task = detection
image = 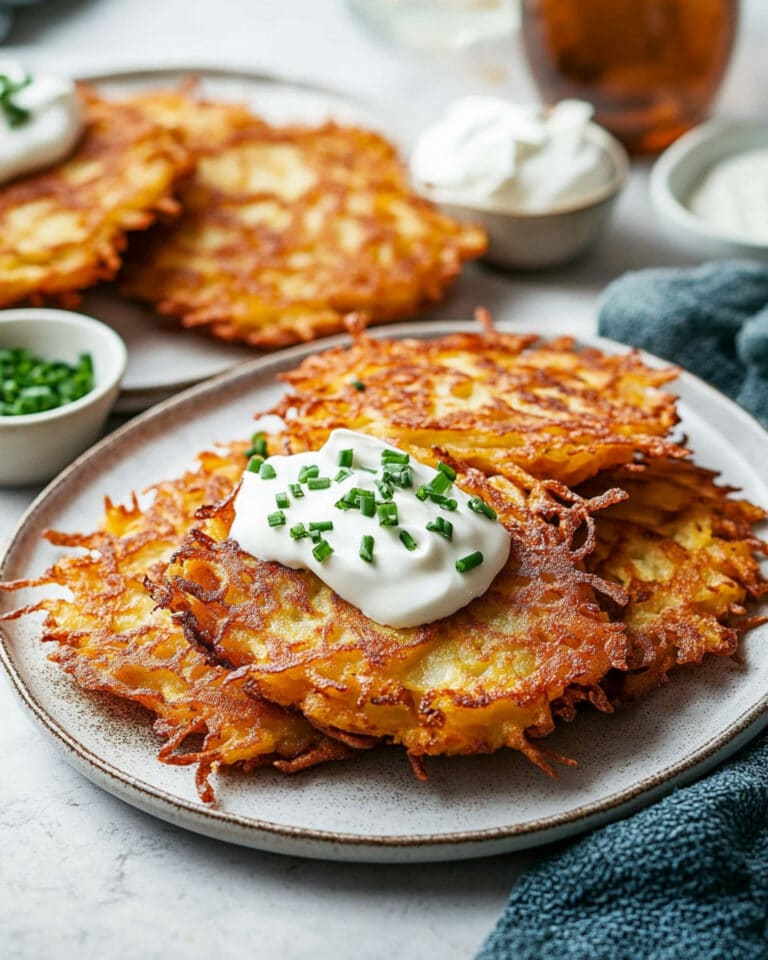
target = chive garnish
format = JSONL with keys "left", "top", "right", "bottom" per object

{"left": 467, "top": 497, "right": 497, "bottom": 520}
{"left": 298, "top": 464, "right": 319, "bottom": 483}
{"left": 307, "top": 476, "right": 331, "bottom": 490}
{"left": 246, "top": 456, "right": 264, "bottom": 473}
{"left": 335, "top": 498, "right": 352, "bottom": 511}
{"left": 359, "top": 534, "right": 375, "bottom": 563}
{"left": 426, "top": 517, "right": 453, "bottom": 541}
{"left": 381, "top": 450, "right": 409, "bottom": 465}
{"left": 338, "top": 448, "right": 354, "bottom": 468}
{"left": 334, "top": 468, "right": 353, "bottom": 483}
{"left": 275, "top": 492, "right": 290, "bottom": 509}
{"left": 434, "top": 495, "right": 457, "bottom": 511}
{"left": 377, "top": 502, "right": 398, "bottom": 526}
{"left": 416, "top": 485, "right": 429, "bottom": 501}
{"left": 288, "top": 482, "right": 304, "bottom": 499}
{"left": 0, "top": 73, "right": 32, "bottom": 129}
{"left": 259, "top": 463, "right": 277, "bottom": 480}
{"left": 267, "top": 510, "right": 286, "bottom": 527}
{"left": 456, "top": 551, "right": 484, "bottom": 573}
{"left": 309, "top": 521, "right": 333, "bottom": 533}
{"left": 0, "top": 348, "right": 94, "bottom": 415}
{"left": 290, "top": 523, "right": 309, "bottom": 539}
{"left": 359, "top": 491, "right": 376, "bottom": 517}
{"left": 246, "top": 432, "right": 268, "bottom": 458}
{"left": 312, "top": 539, "right": 333, "bottom": 562}
{"left": 384, "top": 465, "right": 413, "bottom": 488}
{"left": 350, "top": 378, "right": 365, "bottom": 391}
{"left": 375, "top": 479, "right": 393, "bottom": 501}
{"left": 399, "top": 530, "right": 418, "bottom": 551}
{"left": 428, "top": 470, "right": 452, "bottom": 494}
{"left": 360, "top": 466, "right": 378, "bottom": 474}
{"left": 437, "top": 461, "right": 457, "bottom": 481}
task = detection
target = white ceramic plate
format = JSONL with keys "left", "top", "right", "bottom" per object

{"left": 77, "top": 66, "right": 390, "bottom": 413}
{"left": 1, "top": 321, "right": 767, "bottom": 863}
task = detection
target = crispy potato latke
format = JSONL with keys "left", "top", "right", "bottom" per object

{"left": 0, "top": 446, "right": 348, "bottom": 802}
{"left": 158, "top": 466, "right": 628, "bottom": 775}
{"left": 119, "top": 90, "right": 487, "bottom": 347}
{"left": 579, "top": 459, "right": 768, "bottom": 704}
{"left": 0, "top": 88, "right": 191, "bottom": 307}
{"left": 275, "top": 322, "right": 686, "bottom": 486}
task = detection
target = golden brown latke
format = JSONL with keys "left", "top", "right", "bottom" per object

{"left": 0, "top": 88, "right": 191, "bottom": 307}
{"left": 578, "top": 459, "right": 768, "bottom": 704}
{"left": 0, "top": 445, "right": 349, "bottom": 802}
{"left": 158, "top": 464, "right": 629, "bottom": 776}
{"left": 274, "top": 321, "right": 686, "bottom": 486}
{"left": 119, "top": 90, "right": 487, "bottom": 347}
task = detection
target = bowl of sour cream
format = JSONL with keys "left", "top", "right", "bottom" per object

{"left": 410, "top": 97, "right": 628, "bottom": 269}
{"left": 651, "top": 120, "right": 768, "bottom": 259}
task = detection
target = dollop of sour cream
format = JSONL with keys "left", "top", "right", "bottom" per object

{"left": 0, "top": 62, "right": 84, "bottom": 186}
{"left": 410, "top": 96, "right": 612, "bottom": 212}
{"left": 686, "top": 148, "right": 768, "bottom": 244}
{"left": 230, "top": 429, "right": 511, "bottom": 629}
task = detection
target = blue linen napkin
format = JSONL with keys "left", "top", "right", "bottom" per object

{"left": 478, "top": 262, "right": 768, "bottom": 960}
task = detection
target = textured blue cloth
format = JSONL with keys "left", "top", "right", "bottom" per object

{"left": 597, "top": 261, "right": 768, "bottom": 428}
{"left": 479, "top": 263, "right": 768, "bottom": 960}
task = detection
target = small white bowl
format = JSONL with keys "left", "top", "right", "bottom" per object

{"left": 420, "top": 124, "right": 629, "bottom": 270}
{"left": 0, "top": 309, "right": 127, "bottom": 486}
{"left": 651, "top": 120, "right": 768, "bottom": 259}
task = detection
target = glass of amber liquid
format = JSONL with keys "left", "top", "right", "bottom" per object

{"left": 521, "top": 0, "right": 739, "bottom": 153}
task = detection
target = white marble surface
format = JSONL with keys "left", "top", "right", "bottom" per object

{"left": 1, "top": 2, "right": 768, "bottom": 958}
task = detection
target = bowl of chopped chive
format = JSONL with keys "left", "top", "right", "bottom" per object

{"left": 0, "top": 308, "right": 127, "bottom": 485}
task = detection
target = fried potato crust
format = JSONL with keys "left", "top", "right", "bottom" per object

{"left": 579, "top": 459, "right": 768, "bottom": 704}
{"left": 0, "top": 88, "right": 192, "bottom": 307}
{"left": 0, "top": 445, "right": 347, "bottom": 802}
{"left": 274, "top": 324, "right": 686, "bottom": 486}
{"left": 158, "top": 466, "right": 629, "bottom": 773}
{"left": 119, "top": 90, "right": 487, "bottom": 347}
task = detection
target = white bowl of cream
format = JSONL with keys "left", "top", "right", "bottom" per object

{"left": 410, "top": 97, "right": 628, "bottom": 269}
{"left": 651, "top": 120, "right": 768, "bottom": 259}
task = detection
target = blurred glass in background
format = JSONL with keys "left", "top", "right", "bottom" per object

{"left": 521, "top": 0, "right": 739, "bottom": 153}
{"left": 348, "top": 0, "right": 519, "bottom": 50}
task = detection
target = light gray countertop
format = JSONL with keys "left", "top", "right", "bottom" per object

{"left": 1, "top": 2, "right": 767, "bottom": 958}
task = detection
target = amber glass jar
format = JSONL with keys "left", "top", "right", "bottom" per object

{"left": 521, "top": 0, "right": 739, "bottom": 153}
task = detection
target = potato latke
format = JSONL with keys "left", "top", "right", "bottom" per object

{"left": 0, "top": 88, "right": 191, "bottom": 307}
{"left": 119, "top": 90, "right": 487, "bottom": 347}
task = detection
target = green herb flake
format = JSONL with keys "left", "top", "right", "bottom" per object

{"left": 298, "top": 464, "right": 319, "bottom": 483}
{"left": 267, "top": 510, "right": 286, "bottom": 527}
{"left": 437, "top": 461, "right": 457, "bottom": 481}
{"left": 377, "top": 501, "right": 399, "bottom": 527}
{"left": 467, "top": 497, "right": 497, "bottom": 520}
{"left": 337, "top": 448, "right": 354, "bottom": 468}
{"left": 359, "top": 534, "right": 375, "bottom": 563}
{"left": 350, "top": 378, "right": 366, "bottom": 392}
{"left": 275, "top": 492, "right": 290, "bottom": 509}
{"left": 290, "top": 523, "right": 309, "bottom": 540}
{"left": 259, "top": 462, "right": 277, "bottom": 480}
{"left": 288, "top": 482, "right": 304, "bottom": 499}
{"left": 309, "top": 521, "right": 334, "bottom": 533}
{"left": 245, "top": 432, "right": 268, "bottom": 458}
{"left": 246, "top": 456, "right": 264, "bottom": 473}
{"left": 0, "top": 347, "right": 95, "bottom": 416}
{"left": 0, "top": 73, "right": 32, "bottom": 129}
{"left": 426, "top": 517, "right": 453, "bottom": 541}
{"left": 456, "top": 551, "right": 484, "bottom": 574}
{"left": 334, "top": 468, "right": 353, "bottom": 483}
{"left": 399, "top": 530, "right": 418, "bottom": 552}
{"left": 307, "top": 476, "right": 331, "bottom": 490}
{"left": 312, "top": 539, "right": 333, "bottom": 562}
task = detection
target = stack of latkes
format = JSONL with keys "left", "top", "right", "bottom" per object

{"left": 4, "top": 320, "right": 765, "bottom": 802}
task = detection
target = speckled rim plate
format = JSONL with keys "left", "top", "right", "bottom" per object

{"left": 75, "top": 64, "right": 393, "bottom": 413}
{"left": 1, "top": 320, "right": 767, "bottom": 863}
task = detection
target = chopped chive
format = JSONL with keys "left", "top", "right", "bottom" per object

{"left": 377, "top": 502, "right": 399, "bottom": 526}
{"left": 299, "top": 464, "right": 319, "bottom": 483}
{"left": 360, "top": 466, "right": 378, "bottom": 474}
{"left": 307, "top": 476, "right": 331, "bottom": 490}
{"left": 433, "top": 495, "right": 457, "bottom": 511}
{"left": 359, "top": 534, "right": 375, "bottom": 563}
{"left": 246, "top": 455, "right": 264, "bottom": 473}
{"left": 375, "top": 479, "right": 393, "bottom": 501}
{"left": 456, "top": 551, "right": 484, "bottom": 573}
{"left": 246, "top": 432, "right": 268, "bottom": 458}
{"left": 399, "top": 530, "right": 418, "bottom": 551}
{"left": 426, "top": 517, "right": 453, "bottom": 541}
{"left": 312, "top": 539, "right": 333, "bottom": 562}
{"left": 416, "top": 485, "right": 429, "bottom": 501}
{"left": 335, "top": 468, "right": 353, "bottom": 483}
{"left": 381, "top": 449, "right": 409, "bottom": 465}
{"left": 275, "top": 492, "right": 290, "bottom": 509}
{"left": 288, "top": 482, "right": 304, "bottom": 499}
{"left": 467, "top": 497, "right": 498, "bottom": 520}
{"left": 359, "top": 491, "right": 376, "bottom": 517}
{"left": 311, "top": 529, "right": 324, "bottom": 543}
{"left": 335, "top": 498, "right": 352, "bottom": 511}
{"left": 267, "top": 510, "right": 286, "bottom": 527}
{"left": 437, "top": 461, "right": 457, "bottom": 481}
{"left": 350, "top": 378, "right": 365, "bottom": 391}
{"left": 428, "top": 470, "right": 452, "bottom": 494}
{"left": 385, "top": 465, "right": 413, "bottom": 489}
{"left": 309, "top": 521, "right": 334, "bottom": 533}
{"left": 290, "top": 523, "right": 309, "bottom": 540}
{"left": 259, "top": 463, "right": 277, "bottom": 480}
{"left": 338, "top": 448, "right": 354, "bottom": 468}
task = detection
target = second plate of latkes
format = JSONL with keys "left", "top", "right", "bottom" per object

{"left": 1, "top": 320, "right": 766, "bottom": 863}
